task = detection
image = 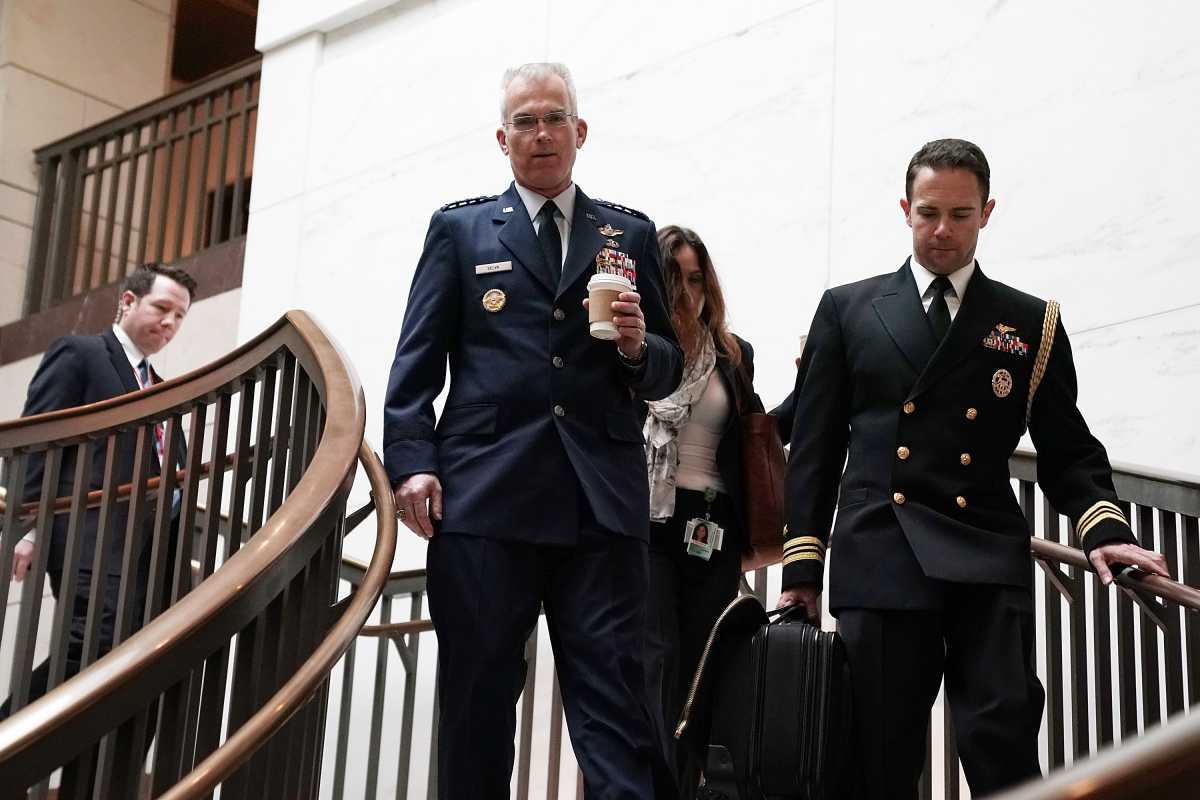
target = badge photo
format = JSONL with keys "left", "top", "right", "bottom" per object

{"left": 683, "top": 517, "right": 724, "bottom": 561}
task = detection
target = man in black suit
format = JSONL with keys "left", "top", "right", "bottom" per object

{"left": 775, "top": 139, "right": 1168, "bottom": 797}
{"left": 4, "top": 263, "right": 195, "bottom": 720}
{"left": 383, "top": 63, "right": 682, "bottom": 798}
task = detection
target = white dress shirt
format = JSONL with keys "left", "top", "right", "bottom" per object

{"left": 514, "top": 182, "right": 576, "bottom": 268}
{"left": 910, "top": 256, "right": 976, "bottom": 321}
{"left": 112, "top": 324, "right": 152, "bottom": 387}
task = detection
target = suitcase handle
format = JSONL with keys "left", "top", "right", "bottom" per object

{"left": 767, "top": 604, "right": 816, "bottom": 625}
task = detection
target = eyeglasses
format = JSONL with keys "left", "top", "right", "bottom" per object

{"left": 505, "top": 110, "right": 575, "bottom": 132}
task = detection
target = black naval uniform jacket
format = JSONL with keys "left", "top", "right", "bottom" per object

{"left": 779, "top": 260, "right": 1137, "bottom": 611}
{"left": 383, "top": 183, "right": 683, "bottom": 543}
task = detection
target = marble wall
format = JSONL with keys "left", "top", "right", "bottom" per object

{"left": 0, "top": 0, "right": 172, "bottom": 325}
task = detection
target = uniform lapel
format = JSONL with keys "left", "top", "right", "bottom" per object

{"left": 871, "top": 261, "right": 939, "bottom": 376}
{"left": 495, "top": 184, "right": 558, "bottom": 295}
{"left": 558, "top": 189, "right": 606, "bottom": 299}
{"left": 103, "top": 328, "right": 141, "bottom": 394}
{"left": 907, "top": 264, "right": 998, "bottom": 401}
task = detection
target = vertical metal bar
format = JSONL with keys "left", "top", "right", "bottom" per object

{"left": 136, "top": 116, "right": 162, "bottom": 266}
{"left": 1092, "top": 574, "right": 1114, "bottom": 747}
{"left": 331, "top": 638, "right": 359, "bottom": 800}
{"left": 1043, "top": 502, "right": 1065, "bottom": 768}
{"left": 943, "top": 696, "right": 959, "bottom": 800}
{"left": 286, "top": 370, "right": 313, "bottom": 494}
{"left": 225, "top": 377, "right": 257, "bottom": 555}
{"left": 7, "top": 449, "right": 62, "bottom": 713}
{"left": 1158, "top": 510, "right": 1184, "bottom": 716}
{"left": 1067, "top": 521, "right": 1090, "bottom": 760}
{"left": 267, "top": 352, "right": 296, "bottom": 513}
{"left": 395, "top": 590, "right": 425, "bottom": 799}
{"left": 211, "top": 87, "right": 234, "bottom": 245}
{"left": 24, "top": 155, "right": 60, "bottom": 315}
{"left": 154, "top": 111, "right": 178, "bottom": 262}
{"left": 1135, "top": 505, "right": 1162, "bottom": 729}
{"left": 117, "top": 124, "right": 146, "bottom": 276}
{"left": 143, "top": 414, "right": 181, "bottom": 622}
{"left": 1115, "top": 506, "right": 1138, "bottom": 739}
{"left": 365, "top": 595, "right": 393, "bottom": 799}
{"left": 517, "top": 627, "right": 539, "bottom": 800}
{"left": 112, "top": 424, "right": 155, "bottom": 645}
{"left": 81, "top": 143, "right": 107, "bottom": 290}
{"left": 151, "top": 672, "right": 194, "bottom": 794}
{"left": 0, "top": 453, "right": 28, "bottom": 658}
{"left": 191, "top": 95, "right": 216, "bottom": 250}
{"left": 44, "top": 147, "right": 84, "bottom": 307}
{"left": 172, "top": 103, "right": 198, "bottom": 260}
{"left": 546, "top": 674, "right": 564, "bottom": 800}
{"left": 1183, "top": 515, "right": 1199, "bottom": 707}
{"left": 45, "top": 440, "right": 95, "bottom": 690}
{"left": 80, "top": 434, "right": 123, "bottom": 666}
{"left": 230, "top": 78, "right": 254, "bottom": 238}
{"left": 245, "top": 365, "right": 277, "bottom": 538}
{"left": 428, "top": 660, "right": 441, "bottom": 800}
{"left": 99, "top": 131, "right": 126, "bottom": 283}
{"left": 231, "top": 588, "right": 288, "bottom": 798}
{"left": 171, "top": 403, "right": 207, "bottom": 603}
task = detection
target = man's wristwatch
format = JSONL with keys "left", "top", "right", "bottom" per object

{"left": 618, "top": 340, "right": 648, "bottom": 365}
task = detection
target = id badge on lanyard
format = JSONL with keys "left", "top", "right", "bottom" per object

{"left": 683, "top": 487, "right": 724, "bottom": 561}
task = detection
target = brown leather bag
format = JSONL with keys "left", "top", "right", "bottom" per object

{"left": 733, "top": 364, "right": 787, "bottom": 569}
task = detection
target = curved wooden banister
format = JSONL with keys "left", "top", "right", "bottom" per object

{"left": 160, "top": 441, "right": 396, "bottom": 798}
{"left": 0, "top": 310, "right": 367, "bottom": 794}
{"left": 1031, "top": 536, "right": 1200, "bottom": 611}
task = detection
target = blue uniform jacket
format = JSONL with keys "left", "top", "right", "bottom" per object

{"left": 383, "top": 183, "right": 683, "bottom": 543}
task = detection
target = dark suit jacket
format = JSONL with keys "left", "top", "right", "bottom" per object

{"left": 21, "top": 328, "right": 173, "bottom": 577}
{"left": 383, "top": 183, "right": 683, "bottom": 543}
{"left": 780, "top": 261, "right": 1136, "bottom": 610}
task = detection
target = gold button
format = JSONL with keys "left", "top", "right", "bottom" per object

{"left": 965, "top": 407, "right": 978, "bottom": 420}
{"left": 903, "top": 402, "right": 916, "bottom": 415}
{"left": 960, "top": 453, "right": 972, "bottom": 466}
{"left": 893, "top": 492, "right": 906, "bottom": 505}
{"left": 956, "top": 495, "right": 968, "bottom": 508}
{"left": 897, "top": 446, "right": 910, "bottom": 460}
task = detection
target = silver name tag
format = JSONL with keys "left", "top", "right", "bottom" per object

{"left": 475, "top": 261, "right": 513, "bottom": 275}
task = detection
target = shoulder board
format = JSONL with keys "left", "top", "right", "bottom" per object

{"left": 440, "top": 195, "right": 497, "bottom": 211}
{"left": 594, "top": 199, "right": 649, "bottom": 221}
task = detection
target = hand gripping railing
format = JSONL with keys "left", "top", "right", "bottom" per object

{"left": 0, "top": 311, "right": 387, "bottom": 799}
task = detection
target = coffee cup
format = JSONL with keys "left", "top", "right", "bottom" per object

{"left": 587, "top": 273, "right": 634, "bottom": 340}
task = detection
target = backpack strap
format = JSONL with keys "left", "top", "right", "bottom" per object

{"left": 1025, "top": 299, "right": 1060, "bottom": 427}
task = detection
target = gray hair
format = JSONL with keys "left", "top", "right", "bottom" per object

{"left": 499, "top": 62, "right": 578, "bottom": 122}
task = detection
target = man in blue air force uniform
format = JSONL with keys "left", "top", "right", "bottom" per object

{"left": 383, "top": 63, "right": 682, "bottom": 799}
{"left": 775, "top": 139, "right": 1169, "bottom": 798}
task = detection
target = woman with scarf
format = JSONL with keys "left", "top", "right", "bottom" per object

{"left": 643, "top": 225, "right": 763, "bottom": 799}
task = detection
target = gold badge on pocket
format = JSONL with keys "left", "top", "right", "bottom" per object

{"left": 992, "top": 368, "right": 1013, "bottom": 398}
{"left": 482, "top": 289, "right": 506, "bottom": 313}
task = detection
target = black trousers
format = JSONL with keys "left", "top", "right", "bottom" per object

{"left": 644, "top": 489, "right": 742, "bottom": 800}
{"left": 837, "top": 583, "right": 1044, "bottom": 799}
{"left": 426, "top": 518, "right": 672, "bottom": 800}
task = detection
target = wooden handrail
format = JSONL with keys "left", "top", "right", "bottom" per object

{"left": 1030, "top": 536, "right": 1200, "bottom": 611}
{"left": 0, "top": 310, "right": 365, "bottom": 786}
{"left": 160, "top": 442, "right": 396, "bottom": 798}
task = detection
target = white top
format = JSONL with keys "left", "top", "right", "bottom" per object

{"left": 675, "top": 372, "right": 730, "bottom": 494}
{"left": 514, "top": 182, "right": 575, "bottom": 268}
{"left": 112, "top": 323, "right": 151, "bottom": 386}
{"left": 909, "top": 256, "right": 976, "bottom": 321}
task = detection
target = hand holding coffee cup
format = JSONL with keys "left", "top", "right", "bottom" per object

{"left": 584, "top": 274, "right": 645, "bottom": 357}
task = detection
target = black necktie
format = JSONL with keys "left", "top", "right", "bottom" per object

{"left": 536, "top": 202, "right": 562, "bottom": 277}
{"left": 927, "top": 276, "right": 953, "bottom": 340}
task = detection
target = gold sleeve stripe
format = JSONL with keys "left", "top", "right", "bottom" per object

{"left": 1078, "top": 500, "right": 1124, "bottom": 526}
{"left": 782, "top": 551, "right": 824, "bottom": 566}
{"left": 784, "top": 546, "right": 825, "bottom": 558}
{"left": 783, "top": 538, "right": 826, "bottom": 556}
{"left": 1077, "top": 501, "right": 1128, "bottom": 542}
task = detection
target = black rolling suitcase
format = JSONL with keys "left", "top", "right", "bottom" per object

{"left": 675, "top": 595, "right": 853, "bottom": 800}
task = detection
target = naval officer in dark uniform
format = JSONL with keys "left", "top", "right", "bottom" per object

{"left": 383, "top": 62, "right": 682, "bottom": 799}
{"left": 775, "top": 139, "right": 1169, "bottom": 798}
